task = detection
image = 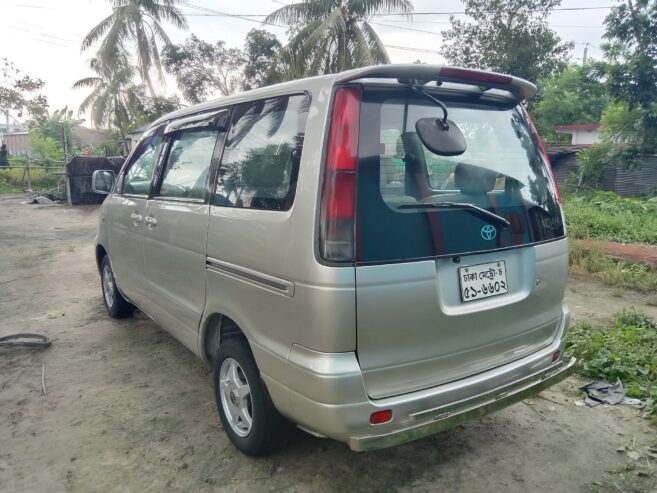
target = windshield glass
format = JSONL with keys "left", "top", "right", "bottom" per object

{"left": 356, "top": 86, "right": 564, "bottom": 264}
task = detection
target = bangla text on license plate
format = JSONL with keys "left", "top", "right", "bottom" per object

{"left": 459, "top": 261, "right": 508, "bottom": 302}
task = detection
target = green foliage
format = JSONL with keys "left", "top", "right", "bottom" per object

{"left": 602, "top": 0, "right": 657, "bottom": 154}
{"left": 73, "top": 56, "right": 144, "bottom": 152}
{"left": 440, "top": 0, "right": 573, "bottom": 84}
{"left": 243, "top": 29, "right": 284, "bottom": 90}
{"left": 31, "top": 107, "right": 82, "bottom": 148}
{"left": 81, "top": 0, "right": 187, "bottom": 98}
{"left": 0, "top": 58, "right": 49, "bottom": 121}
{"left": 28, "top": 128, "right": 63, "bottom": 162}
{"left": 566, "top": 311, "right": 657, "bottom": 417}
{"left": 564, "top": 191, "right": 657, "bottom": 244}
{"left": 569, "top": 240, "right": 657, "bottom": 292}
{"left": 532, "top": 64, "right": 610, "bottom": 140}
{"left": 265, "top": 0, "right": 413, "bottom": 79}
{"left": 162, "top": 35, "right": 246, "bottom": 103}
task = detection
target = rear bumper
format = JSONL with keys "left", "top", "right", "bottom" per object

{"left": 350, "top": 356, "right": 575, "bottom": 451}
{"left": 258, "top": 303, "right": 572, "bottom": 451}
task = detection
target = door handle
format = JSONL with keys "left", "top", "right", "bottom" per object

{"left": 144, "top": 216, "right": 157, "bottom": 227}
{"left": 130, "top": 213, "right": 143, "bottom": 223}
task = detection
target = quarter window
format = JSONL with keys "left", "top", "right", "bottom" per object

{"left": 157, "top": 129, "right": 219, "bottom": 200}
{"left": 122, "top": 130, "right": 164, "bottom": 196}
{"left": 215, "top": 94, "right": 309, "bottom": 211}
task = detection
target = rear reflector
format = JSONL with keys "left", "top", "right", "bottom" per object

{"left": 370, "top": 409, "right": 392, "bottom": 424}
{"left": 439, "top": 67, "right": 513, "bottom": 85}
{"left": 320, "top": 87, "right": 361, "bottom": 262}
{"left": 552, "top": 351, "right": 561, "bottom": 362}
{"left": 523, "top": 108, "right": 562, "bottom": 203}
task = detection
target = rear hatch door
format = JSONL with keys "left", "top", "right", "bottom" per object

{"left": 354, "top": 84, "right": 566, "bottom": 399}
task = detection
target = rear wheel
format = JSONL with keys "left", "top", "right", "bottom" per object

{"left": 213, "top": 337, "right": 290, "bottom": 456}
{"left": 100, "top": 256, "right": 135, "bottom": 319}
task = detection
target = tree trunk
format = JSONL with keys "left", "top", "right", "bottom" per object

{"left": 144, "top": 71, "right": 158, "bottom": 100}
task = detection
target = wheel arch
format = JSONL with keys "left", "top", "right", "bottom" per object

{"left": 201, "top": 313, "right": 249, "bottom": 366}
{"left": 95, "top": 244, "right": 108, "bottom": 274}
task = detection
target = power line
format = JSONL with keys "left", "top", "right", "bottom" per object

{"left": 176, "top": 5, "right": 615, "bottom": 18}
{"left": 371, "top": 21, "right": 440, "bottom": 35}
{"left": 385, "top": 44, "right": 441, "bottom": 54}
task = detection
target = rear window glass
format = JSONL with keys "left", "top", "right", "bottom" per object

{"left": 356, "top": 87, "right": 564, "bottom": 264}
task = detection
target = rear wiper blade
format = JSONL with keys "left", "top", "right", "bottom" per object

{"left": 397, "top": 201, "right": 510, "bottom": 228}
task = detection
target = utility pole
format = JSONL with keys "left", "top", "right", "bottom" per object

{"left": 582, "top": 43, "right": 589, "bottom": 65}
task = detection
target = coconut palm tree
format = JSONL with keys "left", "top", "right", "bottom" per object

{"left": 81, "top": 0, "right": 187, "bottom": 98}
{"left": 265, "top": 0, "right": 413, "bottom": 78}
{"left": 73, "top": 57, "right": 143, "bottom": 154}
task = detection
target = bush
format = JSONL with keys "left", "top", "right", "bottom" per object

{"left": 566, "top": 311, "right": 657, "bottom": 419}
{"left": 563, "top": 191, "right": 657, "bottom": 245}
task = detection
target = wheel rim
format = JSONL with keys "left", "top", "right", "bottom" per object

{"left": 219, "top": 358, "right": 253, "bottom": 437}
{"left": 102, "top": 264, "right": 115, "bottom": 308}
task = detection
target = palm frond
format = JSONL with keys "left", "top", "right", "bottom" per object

{"left": 348, "top": 0, "right": 413, "bottom": 19}
{"left": 81, "top": 12, "right": 117, "bottom": 51}
{"left": 360, "top": 20, "right": 390, "bottom": 63}
{"left": 264, "top": 2, "right": 315, "bottom": 25}
{"left": 72, "top": 76, "right": 102, "bottom": 89}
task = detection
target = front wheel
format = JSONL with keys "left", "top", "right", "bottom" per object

{"left": 100, "top": 256, "right": 135, "bottom": 319}
{"left": 213, "top": 337, "right": 290, "bottom": 456}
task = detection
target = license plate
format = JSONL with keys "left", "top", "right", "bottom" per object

{"left": 459, "top": 261, "right": 508, "bottom": 302}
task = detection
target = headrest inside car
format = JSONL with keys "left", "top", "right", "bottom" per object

{"left": 454, "top": 163, "right": 497, "bottom": 195}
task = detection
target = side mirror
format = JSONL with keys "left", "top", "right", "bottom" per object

{"left": 92, "top": 170, "right": 116, "bottom": 195}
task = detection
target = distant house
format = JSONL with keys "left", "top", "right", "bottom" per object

{"left": 3, "top": 132, "right": 31, "bottom": 156}
{"left": 553, "top": 124, "right": 601, "bottom": 145}
{"left": 547, "top": 143, "right": 657, "bottom": 197}
{"left": 125, "top": 125, "right": 148, "bottom": 152}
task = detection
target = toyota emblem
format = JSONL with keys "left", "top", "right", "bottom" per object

{"left": 481, "top": 224, "right": 497, "bottom": 240}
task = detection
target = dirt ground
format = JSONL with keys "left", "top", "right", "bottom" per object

{"left": 1, "top": 193, "right": 655, "bottom": 493}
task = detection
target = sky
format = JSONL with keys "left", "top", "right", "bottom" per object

{"left": 0, "top": 0, "right": 613, "bottom": 126}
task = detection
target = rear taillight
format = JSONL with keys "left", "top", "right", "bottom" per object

{"left": 523, "top": 107, "right": 562, "bottom": 203}
{"left": 320, "top": 86, "right": 361, "bottom": 262}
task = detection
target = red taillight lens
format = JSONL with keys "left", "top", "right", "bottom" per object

{"left": 552, "top": 350, "right": 561, "bottom": 362}
{"left": 370, "top": 409, "right": 393, "bottom": 424}
{"left": 320, "top": 86, "right": 361, "bottom": 262}
{"left": 523, "top": 107, "right": 562, "bottom": 203}
{"left": 439, "top": 67, "right": 513, "bottom": 85}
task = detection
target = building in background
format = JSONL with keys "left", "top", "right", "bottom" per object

{"left": 553, "top": 124, "right": 601, "bottom": 145}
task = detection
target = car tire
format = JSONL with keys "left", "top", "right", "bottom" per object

{"left": 213, "top": 337, "right": 291, "bottom": 456}
{"left": 100, "top": 256, "right": 135, "bottom": 319}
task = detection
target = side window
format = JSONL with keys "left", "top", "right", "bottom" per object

{"left": 122, "top": 131, "right": 164, "bottom": 196}
{"left": 215, "top": 94, "right": 309, "bottom": 211}
{"left": 157, "top": 129, "right": 219, "bottom": 200}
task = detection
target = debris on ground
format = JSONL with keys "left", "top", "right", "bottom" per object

{"left": 581, "top": 379, "right": 643, "bottom": 407}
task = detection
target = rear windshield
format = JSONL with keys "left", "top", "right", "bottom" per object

{"left": 356, "top": 86, "right": 564, "bottom": 264}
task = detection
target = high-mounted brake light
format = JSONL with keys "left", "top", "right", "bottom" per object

{"left": 320, "top": 86, "right": 361, "bottom": 262}
{"left": 523, "top": 108, "right": 562, "bottom": 203}
{"left": 439, "top": 67, "right": 513, "bottom": 85}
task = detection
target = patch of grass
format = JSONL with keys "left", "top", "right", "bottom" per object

{"left": 570, "top": 240, "right": 657, "bottom": 292}
{"left": 563, "top": 191, "right": 657, "bottom": 245}
{"left": 0, "top": 167, "right": 63, "bottom": 193}
{"left": 566, "top": 311, "right": 657, "bottom": 419}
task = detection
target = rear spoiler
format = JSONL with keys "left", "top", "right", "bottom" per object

{"left": 334, "top": 64, "right": 537, "bottom": 101}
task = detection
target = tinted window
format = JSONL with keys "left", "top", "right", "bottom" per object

{"left": 123, "top": 130, "right": 164, "bottom": 195}
{"left": 357, "top": 87, "right": 564, "bottom": 264}
{"left": 157, "top": 129, "right": 219, "bottom": 200}
{"left": 215, "top": 94, "right": 309, "bottom": 211}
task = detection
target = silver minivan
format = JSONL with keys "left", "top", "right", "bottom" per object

{"left": 93, "top": 64, "right": 575, "bottom": 456}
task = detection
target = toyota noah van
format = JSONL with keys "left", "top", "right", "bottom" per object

{"left": 93, "top": 64, "right": 575, "bottom": 456}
